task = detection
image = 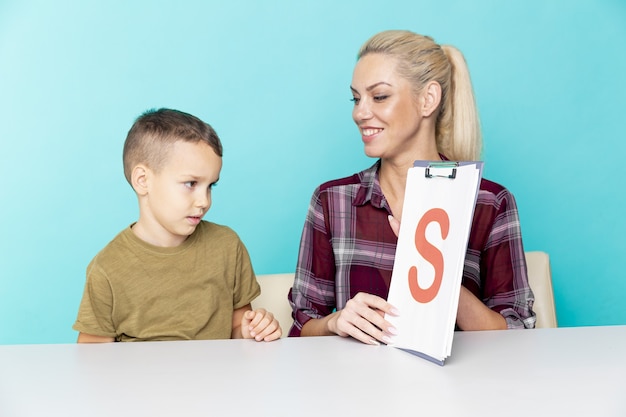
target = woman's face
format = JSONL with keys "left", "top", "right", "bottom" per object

{"left": 350, "top": 53, "right": 424, "bottom": 160}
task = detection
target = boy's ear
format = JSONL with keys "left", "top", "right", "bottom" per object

{"left": 420, "top": 80, "right": 442, "bottom": 118}
{"left": 131, "top": 165, "right": 149, "bottom": 196}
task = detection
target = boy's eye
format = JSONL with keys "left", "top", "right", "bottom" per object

{"left": 184, "top": 181, "right": 197, "bottom": 188}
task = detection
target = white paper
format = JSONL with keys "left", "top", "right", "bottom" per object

{"left": 385, "top": 162, "right": 482, "bottom": 364}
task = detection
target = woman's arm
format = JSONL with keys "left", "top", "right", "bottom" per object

{"left": 455, "top": 287, "right": 507, "bottom": 330}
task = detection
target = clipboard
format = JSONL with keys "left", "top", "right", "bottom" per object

{"left": 384, "top": 160, "right": 483, "bottom": 365}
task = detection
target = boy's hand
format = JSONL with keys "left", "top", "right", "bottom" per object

{"left": 241, "top": 308, "right": 282, "bottom": 342}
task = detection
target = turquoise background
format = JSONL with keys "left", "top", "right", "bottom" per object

{"left": 1, "top": 1, "right": 625, "bottom": 344}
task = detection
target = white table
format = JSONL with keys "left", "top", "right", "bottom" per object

{"left": 1, "top": 326, "right": 624, "bottom": 416}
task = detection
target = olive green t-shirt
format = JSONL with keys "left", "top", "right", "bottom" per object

{"left": 73, "top": 221, "right": 260, "bottom": 342}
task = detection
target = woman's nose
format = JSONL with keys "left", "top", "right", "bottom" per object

{"left": 353, "top": 101, "right": 372, "bottom": 122}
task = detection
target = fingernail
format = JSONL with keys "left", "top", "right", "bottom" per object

{"left": 387, "top": 326, "right": 398, "bottom": 335}
{"left": 369, "top": 339, "right": 380, "bottom": 346}
{"left": 390, "top": 307, "right": 400, "bottom": 316}
{"left": 250, "top": 331, "right": 256, "bottom": 337}
{"left": 382, "top": 335, "right": 392, "bottom": 344}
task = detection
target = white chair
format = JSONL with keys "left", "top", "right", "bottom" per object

{"left": 525, "top": 251, "right": 557, "bottom": 328}
{"left": 251, "top": 273, "right": 295, "bottom": 338}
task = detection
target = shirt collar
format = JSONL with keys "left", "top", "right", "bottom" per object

{"left": 352, "top": 155, "right": 449, "bottom": 209}
{"left": 354, "top": 160, "right": 385, "bottom": 208}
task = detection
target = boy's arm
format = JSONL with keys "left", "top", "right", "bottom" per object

{"left": 231, "top": 305, "right": 251, "bottom": 339}
{"left": 231, "top": 304, "right": 282, "bottom": 341}
{"left": 77, "top": 332, "right": 115, "bottom": 343}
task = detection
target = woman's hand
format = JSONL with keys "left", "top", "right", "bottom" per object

{"left": 328, "top": 292, "right": 399, "bottom": 345}
{"left": 388, "top": 215, "right": 401, "bottom": 237}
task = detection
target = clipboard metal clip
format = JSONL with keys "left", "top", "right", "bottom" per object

{"left": 425, "top": 161, "right": 459, "bottom": 179}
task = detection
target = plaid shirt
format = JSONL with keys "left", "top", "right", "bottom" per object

{"left": 288, "top": 160, "right": 536, "bottom": 335}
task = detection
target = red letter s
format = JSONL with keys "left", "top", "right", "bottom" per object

{"left": 408, "top": 208, "right": 449, "bottom": 303}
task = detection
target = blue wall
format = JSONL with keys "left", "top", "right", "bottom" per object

{"left": 1, "top": 0, "right": 625, "bottom": 344}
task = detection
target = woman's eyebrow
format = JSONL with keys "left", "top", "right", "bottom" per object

{"left": 350, "top": 81, "right": 393, "bottom": 94}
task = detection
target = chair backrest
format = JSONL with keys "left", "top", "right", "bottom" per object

{"left": 252, "top": 253, "right": 557, "bottom": 334}
{"left": 251, "top": 273, "right": 295, "bottom": 338}
{"left": 525, "top": 251, "right": 557, "bottom": 328}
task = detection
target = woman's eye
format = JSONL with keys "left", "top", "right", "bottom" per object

{"left": 350, "top": 97, "right": 360, "bottom": 105}
{"left": 373, "top": 95, "right": 388, "bottom": 102}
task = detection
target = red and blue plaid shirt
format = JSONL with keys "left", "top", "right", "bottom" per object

{"left": 288, "top": 160, "right": 536, "bottom": 335}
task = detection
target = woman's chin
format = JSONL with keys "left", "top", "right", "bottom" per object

{"left": 363, "top": 145, "right": 382, "bottom": 159}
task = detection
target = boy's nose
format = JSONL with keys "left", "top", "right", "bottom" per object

{"left": 196, "top": 193, "right": 211, "bottom": 209}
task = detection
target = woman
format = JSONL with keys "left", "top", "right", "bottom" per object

{"left": 288, "top": 30, "right": 535, "bottom": 345}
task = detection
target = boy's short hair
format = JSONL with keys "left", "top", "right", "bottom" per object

{"left": 123, "top": 108, "right": 223, "bottom": 185}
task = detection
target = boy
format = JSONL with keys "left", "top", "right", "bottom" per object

{"left": 73, "top": 108, "right": 281, "bottom": 342}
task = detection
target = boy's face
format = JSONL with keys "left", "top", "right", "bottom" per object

{"left": 137, "top": 140, "right": 222, "bottom": 247}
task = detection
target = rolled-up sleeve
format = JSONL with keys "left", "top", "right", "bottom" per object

{"left": 470, "top": 185, "right": 536, "bottom": 329}
{"left": 288, "top": 187, "right": 337, "bottom": 336}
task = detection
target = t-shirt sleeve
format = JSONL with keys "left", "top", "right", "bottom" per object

{"left": 72, "top": 259, "right": 118, "bottom": 338}
{"left": 232, "top": 238, "right": 260, "bottom": 310}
